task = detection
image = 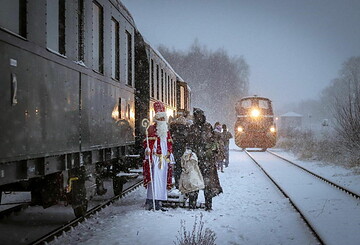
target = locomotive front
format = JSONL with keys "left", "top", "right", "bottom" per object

{"left": 234, "top": 96, "right": 277, "bottom": 151}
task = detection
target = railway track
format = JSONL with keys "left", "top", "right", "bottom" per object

{"left": 245, "top": 150, "right": 360, "bottom": 245}
{"left": 267, "top": 150, "right": 360, "bottom": 199}
{"left": 30, "top": 179, "right": 143, "bottom": 245}
{"left": 0, "top": 178, "right": 143, "bottom": 245}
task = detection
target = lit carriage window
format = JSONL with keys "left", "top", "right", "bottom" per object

{"left": 169, "top": 77, "right": 172, "bottom": 106}
{"left": 161, "top": 69, "right": 164, "bottom": 102}
{"left": 0, "top": 0, "right": 27, "bottom": 37}
{"left": 118, "top": 98, "right": 122, "bottom": 119}
{"left": 78, "top": 0, "right": 84, "bottom": 61}
{"left": 173, "top": 79, "right": 176, "bottom": 107}
{"left": 165, "top": 74, "right": 168, "bottom": 104}
{"left": 259, "top": 99, "right": 269, "bottom": 109}
{"left": 92, "top": 1, "right": 104, "bottom": 73}
{"left": 150, "top": 59, "right": 155, "bottom": 98}
{"left": 111, "top": 18, "right": 120, "bottom": 80}
{"left": 167, "top": 75, "right": 170, "bottom": 105}
{"left": 173, "top": 79, "right": 175, "bottom": 106}
{"left": 180, "top": 86, "right": 185, "bottom": 110}
{"left": 127, "top": 103, "right": 131, "bottom": 119}
{"left": 156, "top": 65, "right": 159, "bottom": 99}
{"left": 126, "top": 31, "right": 133, "bottom": 86}
{"left": 46, "top": 0, "right": 65, "bottom": 55}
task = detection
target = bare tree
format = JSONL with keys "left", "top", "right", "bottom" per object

{"left": 330, "top": 57, "right": 360, "bottom": 161}
{"left": 158, "top": 40, "right": 249, "bottom": 127}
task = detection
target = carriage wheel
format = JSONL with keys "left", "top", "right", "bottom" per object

{"left": 73, "top": 201, "right": 88, "bottom": 218}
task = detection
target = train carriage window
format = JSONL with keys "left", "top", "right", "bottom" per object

{"left": 173, "top": 80, "right": 176, "bottom": 106}
{"left": 259, "top": 99, "right": 269, "bottom": 109}
{"left": 126, "top": 31, "right": 133, "bottom": 86}
{"left": 241, "top": 99, "right": 252, "bottom": 108}
{"left": 0, "top": 0, "right": 27, "bottom": 37}
{"left": 180, "top": 86, "right": 185, "bottom": 110}
{"left": 47, "top": 0, "right": 66, "bottom": 55}
{"left": 118, "top": 98, "right": 123, "bottom": 119}
{"left": 151, "top": 59, "right": 155, "bottom": 98}
{"left": 169, "top": 77, "right": 172, "bottom": 106}
{"left": 111, "top": 18, "right": 120, "bottom": 80}
{"left": 167, "top": 75, "right": 170, "bottom": 105}
{"left": 161, "top": 69, "right": 164, "bottom": 102}
{"left": 127, "top": 103, "right": 131, "bottom": 119}
{"left": 169, "top": 78, "right": 172, "bottom": 106}
{"left": 164, "top": 72, "right": 167, "bottom": 104}
{"left": 92, "top": 1, "right": 104, "bottom": 73}
{"left": 78, "top": 0, "right": 84, "bottom": 61}
{"left": 156, "top": 65, "right": 159, "bottom": 99}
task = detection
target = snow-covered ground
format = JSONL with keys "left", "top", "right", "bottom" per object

{"left": 269, "top": 149, "right": 360, "bottom": 194}
{"left": 51, "top": 140, "right": 360, "bottom": 245}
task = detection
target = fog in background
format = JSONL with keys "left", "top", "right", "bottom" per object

{"left": 122, "top": 0, "right": 360, "bottom": 122}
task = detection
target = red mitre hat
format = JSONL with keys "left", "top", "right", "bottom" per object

{"left": 154, "top": 101, "right": 166, "bottom": 119}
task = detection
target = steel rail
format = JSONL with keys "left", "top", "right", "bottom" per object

{"left": 267, "top": 150, "right": 360, "bottom": 200}
{"left": 245, "top": 150, "right": 324, "bottom": 245}
{"left": 30, "top": 180, "right": 144, "bottom": 245}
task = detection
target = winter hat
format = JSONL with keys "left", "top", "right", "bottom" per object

{"left": 175, "top": 116, "right": 187, "bottom": 125}
{"left": 154, "top": 100, "right": 167, "bottom": 120}
{"left": 193, "top": 107, "right": 206, "bottom": 124}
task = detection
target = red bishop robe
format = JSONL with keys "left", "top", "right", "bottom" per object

{"left": 143, "top": 124, "right": 174, "bottom": 191}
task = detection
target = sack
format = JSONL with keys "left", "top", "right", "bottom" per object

{"left": 178, "top": 150, "right": 205, "bottom": 194}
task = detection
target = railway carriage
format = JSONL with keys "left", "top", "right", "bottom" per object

{"left": 134, "top": 39, "right": 191, "bottom": 136}
{"left": 0, "top": 0, "right": 191, "bottom": 217}
{"left": 146, "top": 43, "right": 178, "bottom": 122}
{"left": 234, "top": 96, "right": 277, "bottom": 151}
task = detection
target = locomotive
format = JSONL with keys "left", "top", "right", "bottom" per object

{"left": 234, "top": 96, "right": 277, "bottom": 151}
{"left": 0, "top": 0, "right": 190, "bottom": 217}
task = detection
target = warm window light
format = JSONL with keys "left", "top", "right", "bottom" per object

{"left": 237, "top": 126, "right": 243, "bottom": 132}
{"left": 130, "top": 110, "right": 135, "bottom": 120}
{"left": 251, "top": 108, "right": 260, "bottom": 118}
{"left": 270, "top": 126, "right": 276, "bottom": 133}
{"left": 166, "top": 109, "right": 173, "bottom": 118}
{"left": 111, "top": 106, "right": 119, "bottom": 120}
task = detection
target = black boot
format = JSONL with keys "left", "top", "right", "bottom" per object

{"left": 155, "top": 200, "right": 167, "bottom": 211}
{"left": 145, "top": 199, "right": 154, "bottom": 210}
{"left": 96, "top": 179, "right": 107, "bottom": 195}
{"left": 188, "top": 191, "right": 199, "bottom": 209}
{"left": 205, "top": 196, "right": 213, "bottom": 211}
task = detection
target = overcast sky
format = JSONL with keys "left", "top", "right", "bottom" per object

{"left": 122, "top": 0, "right": 360, "bottom": 108}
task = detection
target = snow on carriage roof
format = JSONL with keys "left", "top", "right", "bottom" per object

{"left": 113, "top": 0, "right": 136, "bottom": 27}
{"left": 143, "top": 39, "right": 185, "bottom": 83}
{"left": 240, "top": 95, "right": 272, "bottom": 101}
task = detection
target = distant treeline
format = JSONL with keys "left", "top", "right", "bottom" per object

{"left": 158, "top": 40, "right": 249, "bottom": 129}
{"left": 280, "top": 56, "right": 360, "bottom": 165}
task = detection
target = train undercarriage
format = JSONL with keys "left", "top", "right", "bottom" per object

{"left": 0, "top": 146, "right": 141, "bottom": 217}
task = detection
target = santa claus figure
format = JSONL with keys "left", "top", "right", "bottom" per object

{"left": 143, "top": 101, "right": 175, "bottom": 211}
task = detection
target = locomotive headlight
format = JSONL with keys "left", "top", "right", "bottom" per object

{"left": 237, "top": 126, "right": 244, "bottom": 132}
{"left": 270, "top": 126, "right": 276, "bottom": 133}
{"left": 251, "top": 109, "right": 260, "bottom": 118}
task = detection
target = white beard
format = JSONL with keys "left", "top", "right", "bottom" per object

{"left": 156, "top": 120, "right": 168, "bottom": 139}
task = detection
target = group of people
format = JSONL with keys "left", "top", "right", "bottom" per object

{"left": 142, "top": 101, "right": 232, "bottom": 212}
